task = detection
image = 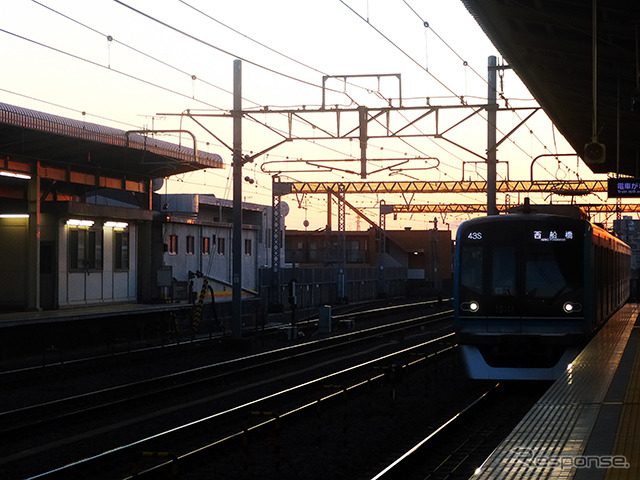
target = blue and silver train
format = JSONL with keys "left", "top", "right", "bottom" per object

{"left": 454, "top": 206, "right": 630, "bottom": 380}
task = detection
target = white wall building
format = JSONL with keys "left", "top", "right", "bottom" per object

{"left": 158, "top": 194, "right": 279, "bottom": 302}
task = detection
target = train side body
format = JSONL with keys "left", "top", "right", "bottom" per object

{"left": 454, "top": 213, "right": 630, "bottom": 380}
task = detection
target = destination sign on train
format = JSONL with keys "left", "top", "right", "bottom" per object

{"left": 608, "top": 177, "right": 640, "bottom": 197}
{"left": 532, "top": 230, "right": 573, "bottom": 242}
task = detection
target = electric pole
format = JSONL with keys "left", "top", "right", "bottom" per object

{"left": 232, "top": 59, "right": 243, "bottom": 338}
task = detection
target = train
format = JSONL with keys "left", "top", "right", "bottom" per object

{"left": 454, "top": 205, "right": 630, "bottom": 380}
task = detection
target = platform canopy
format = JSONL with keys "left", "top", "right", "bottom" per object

{"left": 462, "top": 0, "right": 640, "bottom": 176}
{"left": 0, "top": 102, "right": 224, "bottom": 185}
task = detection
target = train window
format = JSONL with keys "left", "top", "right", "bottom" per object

{"left": 491, "top": 246, "right": 516, "bottom": 296}
{"left": 525, "top": 243, "right": 582, "bottom": 300}
{"left": 460, "top": 246, "right": 483, "bottom": 295}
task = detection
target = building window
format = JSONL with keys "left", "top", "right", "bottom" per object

{"left": 217, "top": 237, "right": 225, "bottom": 255}
{"left": 245, "top": 238, "right": 252, "bottom": 256}
{"left": 114, "top": 231, "right": 129, "bottom": 270}
{"left": 69, "top": 229, "right": 103, "bottom": 270}
{"left": 168, "top": 235, "right": 178, "bottom": 255}
{"left": 186, "top": 235, "right": 195, "bottom": 255}
{"left": 202, "top": 236, "right": 211, "bottom": 255}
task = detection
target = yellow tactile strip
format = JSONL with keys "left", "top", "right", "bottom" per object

{"left": 606, "top": 325, "right": 640, "bottom": 480}
{"left": 472, "top": 304, "right": 639, "bottom": 480}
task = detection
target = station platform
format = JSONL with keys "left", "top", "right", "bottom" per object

{"left": 472, "top": 303, "right": 640, "bottom": 480}
{"left": 0, "top": 302, "right": 193, "bottom": 329}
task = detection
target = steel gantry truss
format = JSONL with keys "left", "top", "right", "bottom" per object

{"left": 379, "top": 203, "right": 640, "bottom": 215}
{"left": 276, "top": 178, "right": 640, "bottom": 228}
{"left": 278, "top": 179, "right": 609, "bottom": 196}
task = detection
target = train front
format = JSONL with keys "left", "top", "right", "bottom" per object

{"left": 454, "top": 214, "right": 589, "bottom": 380}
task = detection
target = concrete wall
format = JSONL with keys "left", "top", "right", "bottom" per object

{"left": 0, "top": 217, "right": 28, "bottom": 308}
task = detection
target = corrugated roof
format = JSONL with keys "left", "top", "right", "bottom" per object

{"left": 0, "top": 102, "right": 224, "bottom": 170}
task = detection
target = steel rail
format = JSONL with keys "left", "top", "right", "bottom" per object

{"left": 370, "top": 384, "right": 500, "bottom": 479}
{"left": 26, "top": 329, "right": 456, "bottom": 479}
{"left": 0, "top": 307, "right": 451, "bottom": 438}
{"left": 125, "top": 339, "right": 459, "bottom": 479}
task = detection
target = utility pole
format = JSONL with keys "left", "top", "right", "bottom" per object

{"left": 232, "top": 59, "right": 243, "bottom": 338}
{"left": 358, "top": 105, "right": 368, "bottom": 179}
{"left": 487, "top": 55, "right": 498, "bottom": 216}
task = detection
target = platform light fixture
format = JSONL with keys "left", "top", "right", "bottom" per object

{"left": 0, "top": 170, "right": 31, "bottom": 180}
{"left": 0, "top": 213, "right": 29, "bottom": 218}
{"left": 104, "top": 221, "right": 128, "bottom": 229}
{"left": 66, "top": 218, "right": 94, "bottom": 228}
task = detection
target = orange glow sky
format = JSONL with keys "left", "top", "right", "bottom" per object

{"left": 0, "top": 0, "right": 612, "bottom": 234}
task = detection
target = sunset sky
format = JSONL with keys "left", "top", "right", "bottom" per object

{"left": 1, "top": 0, "right": 607, "bottom": 232}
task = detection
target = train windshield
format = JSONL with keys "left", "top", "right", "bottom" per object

{"left": 460, "top": 246, "right": 483, "bottom": 295}
{"left": 458, "top": 218, "right": 584, "bottom": 311}
{"left": 525, "top": 239, "right": 582, "bottom": 300}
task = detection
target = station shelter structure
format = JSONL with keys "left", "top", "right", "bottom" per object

{"left": 0, "top": 102, "right": 224, "bottom": 312}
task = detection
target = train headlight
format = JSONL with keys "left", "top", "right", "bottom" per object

{"left": 563, "top": 302, "right": 582, "bottom": 313}
{"left": 461, "top": 301, "right": 480, "bottom": 312}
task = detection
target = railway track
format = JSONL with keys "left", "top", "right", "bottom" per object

{"left": 368, "top": 381, "right": 549, "bottom": 480}
{"left": 1, "top": 301, "right": 454, "bottom": 479}
{"left": 0, "top": 298, "right": 444, "bottom": 379}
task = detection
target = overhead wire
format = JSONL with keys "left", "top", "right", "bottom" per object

{"left": 30, "top": 0, "right": 233, "bottom": 105}
{"left": 400, "top": 0, "right": 581, "bottom": 181}
{"left": 116, "top": 0, "right": 422, "bottom": 178}
{"left": 339, "top": 0, "right": 586, "bottom": 207}
{"left": 401, "top": 0, "right": 489, "bottom": 87}
{"left": 0, "top": 28, "right": 224, "bottom": 111}
{"left": 170, "top": 0, "right": 450, "bottom": 179}
{"left": 338, "top": 0, "right": 463, "bottom": 102}
{"left": 338, "top": 1, "right": 508, "bottom": 182}
{"left": 109, "top": 0, "right": 479, "bottom": 189}
{"left": 26, "top": 0, "right": 386, "bottom": 183}
{"left": 177, "top": 0, "right": 329, "bottom": 78}
{"left": 113, "top": 0, "right": 336, "bottom": 94}
{"left": 29, "top": 0, "right": 367, "bottom": 154}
